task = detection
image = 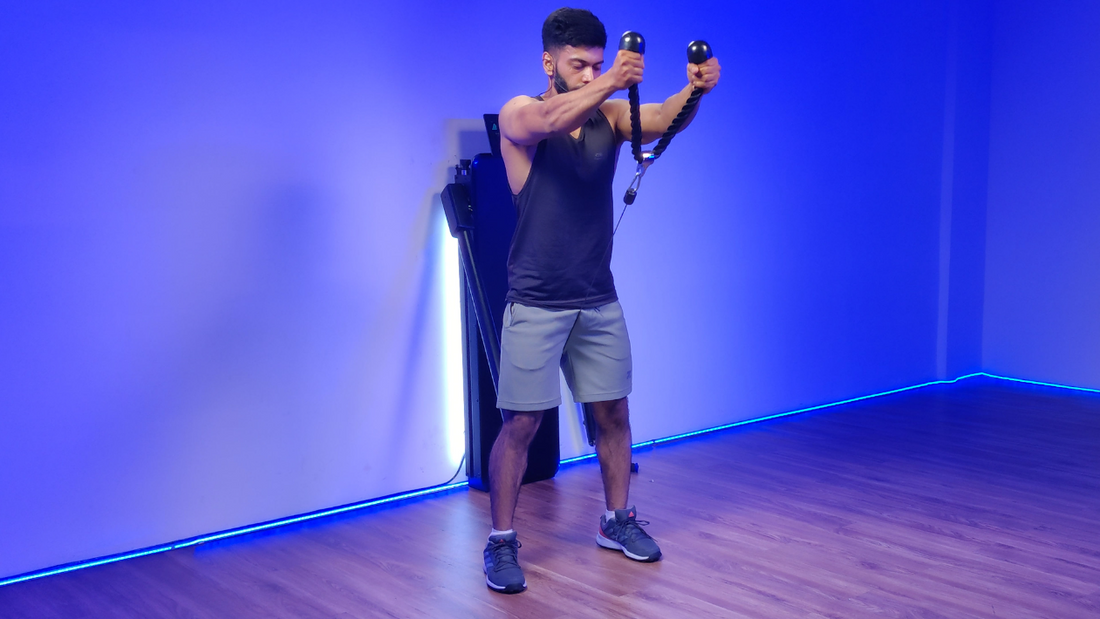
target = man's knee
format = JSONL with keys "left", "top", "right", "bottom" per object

{"left": 500, "top": 409, "right": 547, "bottom": 445}
{"left": 591, "top": 397, "right": 629, "bottom": 431}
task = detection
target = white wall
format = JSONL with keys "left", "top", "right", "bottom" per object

{"left": 983, "top": 0, "right": 1100, "bottom": 389}
{"left": 1, "top": 0, "right": 968, "bottom": 578}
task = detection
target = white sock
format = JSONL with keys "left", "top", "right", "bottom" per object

{"left": 604, "top": 509, "right": 617, "bottom": 522}
{"left": 489, "top": 528, "right": 514, "bottom": 539}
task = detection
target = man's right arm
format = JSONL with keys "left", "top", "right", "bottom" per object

{"left": 499, "top": 50, "right": 643, "bottom": 146}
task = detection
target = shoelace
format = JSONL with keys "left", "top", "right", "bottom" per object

{"left": 610, "top": 518, "right": 653, "bottom": 543}
{"left": 489, "top": 539, "right": 521, "bottom": 569}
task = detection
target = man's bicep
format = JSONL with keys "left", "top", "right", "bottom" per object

{"left": 601, "top": 99, "right": 631, "bottom": 142}
{"left": 637, "top": 103, "right": 666, "bottom": 143}
{"left": 604, "top": 99, "right": 663, "bottom": 144}
{"left": 499, "top": 97, "right": 548, "bottom": 146}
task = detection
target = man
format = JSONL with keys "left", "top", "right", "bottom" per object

{"left": 483, "top": 8, "right": 720, "bottom": 594}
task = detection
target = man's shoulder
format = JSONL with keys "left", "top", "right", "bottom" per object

{"left": 498, "top": 95, "right": 541, "bottom": 137}
{"left": 600, "top": 98, "right": 628, "bottom": 114}
{"left": 502, "top": 94, "right": 540, "bottom": 113}
{"left": 600, "top": 98, "right": 629, "bottom": 118}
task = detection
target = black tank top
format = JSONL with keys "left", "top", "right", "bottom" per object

{"left": 505, "top": 106, "right": 619, "bottom": 309}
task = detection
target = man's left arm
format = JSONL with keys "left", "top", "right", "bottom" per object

{"left": 629, "top": 57, "right": 721, "bottom": 144}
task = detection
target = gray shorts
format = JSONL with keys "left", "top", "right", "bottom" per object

{"left": 496, "top": 300, "right": 633, "bottom": 412}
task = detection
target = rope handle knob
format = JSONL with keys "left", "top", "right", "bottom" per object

{"left": 687, "top": 40, "right": 712, "bottom": 65}
{"left": 619, "top": 31, "right": 645, "bottom": 54}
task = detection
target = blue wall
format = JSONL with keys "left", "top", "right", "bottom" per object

{"left": 613, "top": 0, "right": 957, "bottom": 440}
{"left": 1, "top": 0, "right": 999, "bottom": 579}
{"left": 1, "top": 1, "right": 482, "bottom": 578}
{"left": 939, "top": 0, "right": 993, "bottom": 380}
{"left": 982, "top": 1, "right": 1100, "bottom": 390}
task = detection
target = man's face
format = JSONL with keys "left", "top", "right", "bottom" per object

{"left": 544, "top": 45, "right": 605, "bottom": 93}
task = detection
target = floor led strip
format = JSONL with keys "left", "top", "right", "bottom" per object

{"left": 0, "top": 482, "right": 468, "bottom": 588}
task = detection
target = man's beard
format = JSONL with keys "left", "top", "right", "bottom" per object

{"left": 552, "top": 64, "right": 571, "bottom": 94}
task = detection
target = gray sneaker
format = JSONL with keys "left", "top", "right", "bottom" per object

{"left": 597, "top": 506, "right": 662, "bottom": 562}
{"left": 483, "top": 532, "right": 527, "bottom": 593}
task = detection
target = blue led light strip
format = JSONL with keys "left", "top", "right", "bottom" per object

{"left": 637, "top": 372, "right": 989, "bottom": 448}
{"left": 978, "top": 372, "right": 1100, "bottom": 394}
{"left": 560, "top": 372, "right": 983, "bottom": 465}
{"left": 0, "top": 481, "right": 468, "bottom": 588}
{"left": 561, "top": 371, "right": 1099, "bottom": 463}
{"left": 4, "top": 371, "right": 1096, "bottom": 588}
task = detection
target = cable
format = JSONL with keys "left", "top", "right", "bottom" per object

{"left": 443, "top": 454, "right": 467, "bottom": 485}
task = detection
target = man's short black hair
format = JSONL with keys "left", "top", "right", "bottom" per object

{"left": 542, "top": 8, "right": 607, "bottom": 52}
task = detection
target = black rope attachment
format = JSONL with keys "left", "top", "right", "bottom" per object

{"left": 618, "top": 31, "right": 646, "bottom": 166}
{"left": 620, "top": 37, "right": 713, "bottom": 205}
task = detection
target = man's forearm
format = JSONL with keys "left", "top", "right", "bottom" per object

{"left": 657, "top": 83, "right": 700, "bottom": 134}
{"left": 538, "top": 75, "right": 619, "bottom": 135}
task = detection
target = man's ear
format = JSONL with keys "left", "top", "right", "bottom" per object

{"left": 542, "top": 51, "right": 555, "bottom": 77}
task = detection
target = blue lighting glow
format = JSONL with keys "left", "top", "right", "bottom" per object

{"left": 3, "top": 371, "right": 1096, "bottom": 588}
{"left": 560, "top": 373, "right": 985, "bottom": 464}
{"left": 0, "top": 481, "right": 468, "bottom": 588}
{"left": 560, "top": 372, "right": 1099, "bottom": 461}
{"left": 559, "top": 452, "right": 599, "bottom": 465}
{"left": 978, "top": 372, "right": 1100, "bottom": 394}
{"left": 635, "top": 372, "right": 990, "bottom": 448}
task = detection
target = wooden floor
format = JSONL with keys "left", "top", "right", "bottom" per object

{"left": 2, "top": 378, "right": 1099, "bottom": 618}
